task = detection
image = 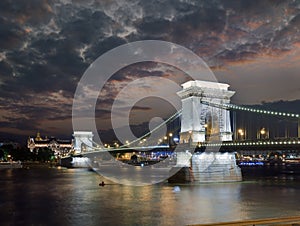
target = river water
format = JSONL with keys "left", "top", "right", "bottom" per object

{"left": 1, "top": 166, "right": 300, "bottom": 226}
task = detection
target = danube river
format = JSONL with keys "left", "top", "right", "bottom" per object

{"left": 1, "top": 166, "right": 300, "bottom": 226}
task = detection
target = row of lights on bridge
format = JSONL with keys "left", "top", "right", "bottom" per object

{"left": 102, "top": 133, "right": 177, "bottom": 149}
{"left": 222, "top": 103, "right": 300, "bottom": 118}
{"left": 201, "top": 140, "right": 300, "bottom": 147}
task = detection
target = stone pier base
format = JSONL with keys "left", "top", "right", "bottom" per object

{"left": 168, "top": 152, "right": 242, "bottom": 183}
{"left": 168, "top": 167, "right": 193, "bottom": 183}
{"left": 192, "top": 152, "right": 242, "bottom": 183}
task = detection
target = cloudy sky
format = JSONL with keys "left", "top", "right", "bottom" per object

{"left": 1, "top": 0, "right": 300, "bottom": 141}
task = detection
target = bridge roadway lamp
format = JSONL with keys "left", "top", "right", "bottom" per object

{"left": 72, "top": 40, "right": 221, "bottom": 186}
{"left": 238, "top": 129, "right": 245, "bottom": 140}
{"left": 259, "top": 128, "right": 269, "bottom": 139}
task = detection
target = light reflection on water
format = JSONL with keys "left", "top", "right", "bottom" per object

{"left": 0, "top": 168, "right": 300, "bottom": 226}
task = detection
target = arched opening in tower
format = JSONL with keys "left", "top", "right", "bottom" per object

{"left": 205, "top": 112, "right": 220, "bottom": 141}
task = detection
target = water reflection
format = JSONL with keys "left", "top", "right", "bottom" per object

{"left": 0, "top": 168, "right": 300, "bottom": 225}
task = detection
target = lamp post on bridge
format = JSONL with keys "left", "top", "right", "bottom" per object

{"left": 258, "top": 128, "right": 269, "bottom": 139}
{"left": 238, "top": 129, "right": 246, "bottom": 140}
{"left": 298, "top": 118, "right": 300, "bottom": 138}
{"left": 168, "top": 133, "right": 173, "bottom": 146}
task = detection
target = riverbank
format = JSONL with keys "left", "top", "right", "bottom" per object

{"left": 0, "top": 161, "right": 22, "bottom": 169}
{"left": 22, "top": 161, "right": 58, "bottom": 169}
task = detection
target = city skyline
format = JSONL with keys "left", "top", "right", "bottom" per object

{"left": 1, "top": 0, "right": 300, "bottom": 141}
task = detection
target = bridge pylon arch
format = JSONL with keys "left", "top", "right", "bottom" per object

{"left": 177, "top": 80, "right": 235, "bottom": 144}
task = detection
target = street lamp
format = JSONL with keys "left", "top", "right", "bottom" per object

{"left": 259, "top": 128, "right": 268, "bottom": 139}
{"left": 238, "top": 129, "right": 245, "bottom": 140}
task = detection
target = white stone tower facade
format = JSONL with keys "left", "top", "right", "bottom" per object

{"left": 177, "top": 80, "right": 235, "bottom": 144}
{"left": 73, "top": 131, "right": 94, "bottom": 154}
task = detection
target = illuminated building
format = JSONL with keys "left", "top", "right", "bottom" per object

{"left": 27, "top": 132, "right": 73, "bottom": 156}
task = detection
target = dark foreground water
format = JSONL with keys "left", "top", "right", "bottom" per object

{"left": 1, "top": 166, "right": 300, "bottom": 226}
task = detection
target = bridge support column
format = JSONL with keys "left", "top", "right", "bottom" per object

{"left": 169, "top": 80, "right": 242, "bottom": 183}
{"left": 170, "top": 144, "right": 242, "bottom": 183}
{"left": 73, "top": 131, "right": 94, "bottom": 154}
{"left": 177, "top": 80, "right": 235, "bottom": 144}
{"left": 191, "top": 152, "right": 242, "bottom": 183}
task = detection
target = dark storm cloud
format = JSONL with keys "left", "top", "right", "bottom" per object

{"left": 0, "top": 60, "right": 13, "bottom": 77}
{"left": 0, "top": 0, "right": 54, "bottom": 24}
{"left": 132, "top": 0, "right": 300, "bottom": 65}
{"left": 111, "top": 62, "right": 165, "bottom": 81}
{"left": 1, "top": 0, "right": 300, "bottom": 138}
{"left": 0, "top": 17, "right": 26, "bottom": 50}
{"left": 86, "top": 36, "right": 127, "bottom": 63}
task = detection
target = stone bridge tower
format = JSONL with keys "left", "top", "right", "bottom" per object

{"left": 170, "top": 80, "right": 242, "bottom": 183}
{"left": 177, "top": 80, "right": 235, "bottom": 144}
{"left": 73, "top": 131, "right": 94, "bottom": 154}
